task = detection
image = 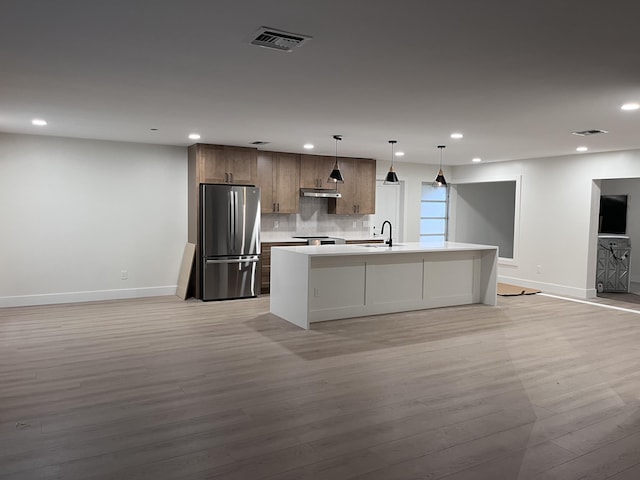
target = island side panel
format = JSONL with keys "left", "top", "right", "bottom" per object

{"left": 270, "top": 248, "right": 311, "bottom": 329}
{"left": 479, "top": 247, "right": 498, "bottom": 305}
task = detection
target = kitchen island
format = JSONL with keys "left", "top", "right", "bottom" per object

{"left": 269, "top": 242, "right": 498, "bottom": 329}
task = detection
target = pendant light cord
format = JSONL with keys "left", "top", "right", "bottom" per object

{"left": 391, "top": 141, "right": 395, "bottom": 166}
{"left": 333, "top": 135, "right": 342, "bottom": 167}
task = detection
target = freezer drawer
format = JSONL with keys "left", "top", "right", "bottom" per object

{"left": 202, "top": 256, "right": 260, "bottom": 301}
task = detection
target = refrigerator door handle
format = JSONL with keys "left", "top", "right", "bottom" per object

{"left": 233, "top": 190, "right": 239, "bottom": 252}
{"left": 228, "top": 190, "right": 235, "bottom": 250}
{"left": 205, "top": 256, "right": 259, "bottom": 264}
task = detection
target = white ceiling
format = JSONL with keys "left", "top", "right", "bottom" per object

{"left": 2, "top": 0, "right": 640, "bottom": 165}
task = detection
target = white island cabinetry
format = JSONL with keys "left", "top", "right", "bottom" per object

{"left": 270, "top": 242, "right": 498, "bottom": 329}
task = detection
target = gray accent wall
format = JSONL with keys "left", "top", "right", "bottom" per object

{"left": 452, "top": 181, "right": 516, "bottom": 259}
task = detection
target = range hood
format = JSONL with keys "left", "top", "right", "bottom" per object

{"left": 300, "top": 188, "right": 342, "bottom": 198}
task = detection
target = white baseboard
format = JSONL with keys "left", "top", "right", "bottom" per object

{"left": 0, "top": 286, "right": 177, "bottom": 308}
{"left": 497, "top": 275, "right": 593, "bottom": 300}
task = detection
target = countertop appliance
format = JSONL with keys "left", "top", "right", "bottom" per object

{"left": 200, "top": 184, "right": 260, "bottom": 301}
{"left": 596, "top": 234, "right": 631, "bottom": 293}
{"left": 292, "top": 235, "right": 346, "bottom": 245}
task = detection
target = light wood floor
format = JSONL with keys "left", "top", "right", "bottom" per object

{"left": 2, "top": 294, "right": 640, "bottom": 479}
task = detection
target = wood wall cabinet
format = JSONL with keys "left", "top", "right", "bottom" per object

{"left": 257, "top": 152, "right": 300, "bottom": 213}
{"left": 260, "top": 242, "right": 306, "bottom": 294}
{"left": 328, "top": 158, "right": 376, "bottom": 214}
{"left": 195, "top": 144, "right": 257, "bottom": 185}
{"left": 187, "top": 143, "right": 258, "bottom": 299}
{"left": 300, "top": 154, "right": 338, "bottom": 190}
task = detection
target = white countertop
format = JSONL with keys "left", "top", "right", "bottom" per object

{"left": 271, "top": 241, "right": 498, "bottom": 257}
{"left": 261, "top": 235, "right": 383, "bottom": 243}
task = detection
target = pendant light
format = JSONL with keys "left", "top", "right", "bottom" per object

{"left": 384, "top": 140, "right": 400, "bottom": 185}
{"left": 433, "top": 145, "right": 447, "bottom": 187}
{"left": 328, "top": 135, "right": 345, "bottom": 184}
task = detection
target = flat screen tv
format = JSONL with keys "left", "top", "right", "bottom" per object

{"left": 599, "top": 195, "right": 627, "bottom": 234}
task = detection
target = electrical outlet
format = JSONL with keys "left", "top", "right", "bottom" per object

{"left": 536, "top": 265, "right": 542, "bottom": 274}
{"left": 352, "top": 221, "right": 357, "bottom": 228}
{"left": 121, "top": 270, "right": 128, "bottom": 280}
{"left": 363, "top": 220, "right": 369, "bottom": 228}
{"left": 314, "top": 288, "right": 320, "bottom": 297}
{"left": 274, "top": 220, "right": 279, "bottom": 229}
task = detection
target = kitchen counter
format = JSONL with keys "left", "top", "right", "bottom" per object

{"left": 260, "top": 234, "right": 383, "bottom": 243}
{"left": 269, "top": 242, "right": 498, "bottom": 329}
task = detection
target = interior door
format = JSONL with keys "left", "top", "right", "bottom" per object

{"left": 373, "top": 179, "right": 403, "bottom": 241}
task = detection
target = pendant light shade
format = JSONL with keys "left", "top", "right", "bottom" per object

{"left": 328, "top": 135, "right": 344, "bottom": 183}
{"left": 384, "top": 140, "right": 400, "bottom": 185}
{"left": 433, "top": 145, "right": 447, "bottom": 187}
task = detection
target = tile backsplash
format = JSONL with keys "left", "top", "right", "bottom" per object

{"left": 261, "top": 197, "right": 371, "bottom": 240}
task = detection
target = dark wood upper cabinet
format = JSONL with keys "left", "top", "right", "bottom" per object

{"left": 257, "top": 152, "right": 300, "bottom": 214}
{"left": 300, "top": 154, "right": 338, "bottom": 190}
{"left": 329, "top": 158, "right": 376, "bottom": 214}
{"left": 195, "top": 144, "right": 257, "bottom": 185}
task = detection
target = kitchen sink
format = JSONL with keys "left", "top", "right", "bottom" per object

{"left": 360, "top": 244, "right": 404, "bottom": 248}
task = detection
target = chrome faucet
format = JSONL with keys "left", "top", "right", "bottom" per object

{"left": 380, "top": 220, "right": 393, "bottom": 247}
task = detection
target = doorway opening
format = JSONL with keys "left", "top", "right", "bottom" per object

{"left": 373, "top": 179, "right": 404, "bottom": 242}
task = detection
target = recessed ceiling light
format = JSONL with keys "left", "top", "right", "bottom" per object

{"left": 472, "top": 157, "right": 482, "bottom": 163}
{"left": 450, "top": 132, "right": 463, "bottom": 139}
{"left": 31, "top": 118, "right": 47, "bottom": 126}
{"left": 303, "top": 143, "right": 314, "bottom": 149}
{"left": 188, "top": 133, "right": 201, "bottom": 140}
{"left": 576, "top": 146, "right": 588, "bottom": 152}
{"left": 621, "top": 102, "right": 639, "bottom": 111}
{"left": 395, "top": 151, "right": 405, "bottom": 157}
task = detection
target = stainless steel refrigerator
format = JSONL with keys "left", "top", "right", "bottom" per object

{"left": 200, "top": 184, "right": 261, "bottom": 301}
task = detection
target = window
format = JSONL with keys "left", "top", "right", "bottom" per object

{"left": 420, "top": 183, "right": 448, "bottom": 243}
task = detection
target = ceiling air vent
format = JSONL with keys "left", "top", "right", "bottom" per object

{"left": 250, "top": 27, "right": 311, "bottom": 52}
{"left": 571, "top": 129, "right": 608, "bottom": 136}
{"left": 250, "top": 141, "right": 270, "bottom": 145}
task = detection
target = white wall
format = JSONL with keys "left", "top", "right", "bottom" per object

{"left": 452, "top": 149, "right": 640, "bottom": 298}
{"left": 601, "top": 178, "right": 640, "bottom": 282}
{"left": 0, "top": 133, "right": 187, "bottom": 307}
{"left": 9, "top": 131, "right": 639, "bottom": 305}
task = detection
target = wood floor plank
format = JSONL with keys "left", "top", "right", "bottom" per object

{"left": 3, "top": 294, "right": 640, "bottom": 479}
